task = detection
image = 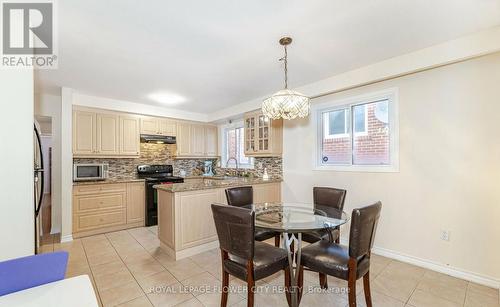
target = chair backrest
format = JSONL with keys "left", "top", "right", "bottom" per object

{"left": 348, "top": 201, "right": 382, "bottom": 259}
{"left": 313, "top": 187, "right": 347, "bottom": 218}
{"left": 225, "top": 186, "right": 253, "bottom": 207}
{"left": 211, "top": 204, "right": 255, "bottom": 260}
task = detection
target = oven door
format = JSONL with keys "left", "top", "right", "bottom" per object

{"left": 145, "top": 182, "right": 176, "bottom": 226}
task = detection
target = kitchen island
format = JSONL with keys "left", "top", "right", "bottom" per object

{"left": 154, "top": 177, "right": 282, "bottom": 259}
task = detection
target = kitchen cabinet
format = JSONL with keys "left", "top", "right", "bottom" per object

{"left": 244, "top": 111, "right": 283, "bottom": 157}
{"left": 73, "top": 107, "right": 140, "bottom": 158}
{"left": 175, "top": 123, "right": 218, "bottom": 158}
{"left": 96, "top": 113, "right": 119, "bottom": 155}
{"left": 204, "top": 125, "right": 218, "bottom": 156}
{"left": 73, "top": 110, "right": 96, "bottom": 156}
{"left": 119, "top": 116, "right": 140, "bottom": 155}
{"left": 176, "top": 121, "right": 192, "bottom": 156}
{"left": 190, "top": 124, "right": 205, "bottom": 156}
{"left": 140, "top": 117, "right": 177, "bottom": 136}
{"left": 72, "top": 181, "right": 145, "bottom": 238}
{"left": 126, "top": 182, "right": 145, "bottom": 224}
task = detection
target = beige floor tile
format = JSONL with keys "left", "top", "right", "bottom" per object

{"left": 94, "top": 267, "right": 136, "bottom": 291}
{"left": 99, "top": 281, "right": 144, "bottom": 307}
{"left": 128, "top": 259, "right": 165, "bottom": 279}
{"left": 146, "top": 282, "right": 195, "bottom": 307}
{"left": 465, "top": 289, "right": 500, "bottom": 307}
{"left": 174, "top": 297, "right": 204, "bottom": 307}
{"left": 297, "top": 290, "right": 347, "bottom": 307}
{"left": 408, "top": 289, "right": 461, "bottom": 307}
{"left": 468, "top": 282, "right": 500, "bottom": 299}
{"left": 122, "top": 250, "right": 156, "bottom": 265}
{"left": 254, "top": 291, "right": 290, "bottom": 307}
{"left": 91, "top": 260, "right": 127, "bottom": 277}
{"left": 163, "top": 258, "right": 205, "bottom": 281}
{"left": 117, "top": 296, "right": 153, "bottom": 307}
{"left": 65, "top": 266, "right": 92, "bottom": 279}
{"left": 372, "top": 274, "right": 419, "bottom": 302}
{"left": 416, "top": 271, "right": 467, "bottom": 304}
{"left": 196, "top": 291, "right": 245, "bottom": 307}
{"left": 355, "top": 290, "right": 405, "bottom": 307}
{"left": 88, "top": 250, "right": 122, "bottom": 267}
{"left": 137, "top": 270, "right": 178, "bottom": 294}
{"left": 180, "top": 272, "right": 220, "bottom": 297}
{"left": 189, "top": 251, "right": 221, "bottom": 269}
{"left": 379, "top": 261, "right": 426, "bottom": 281}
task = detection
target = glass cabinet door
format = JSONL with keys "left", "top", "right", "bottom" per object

{"left": 245, "top": 117, "right": 255, "bottom": 152}
{"left": 257, "top": 114, "right": 270, "bottom": 151}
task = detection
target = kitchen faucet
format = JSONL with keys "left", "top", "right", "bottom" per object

{"left": 226, "top": 157, "right": 240, "bottom": 177}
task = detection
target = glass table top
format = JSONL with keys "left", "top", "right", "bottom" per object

{"left": 243, "top": 202, "right": 349, "bottom": 233}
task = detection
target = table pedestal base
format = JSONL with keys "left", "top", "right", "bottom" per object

{"left": 283, "top": 232, "right": 302, "bottom": 307}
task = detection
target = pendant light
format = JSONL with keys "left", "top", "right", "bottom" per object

{"left": 262, "top": 37, "right": 310, "bottom": 120}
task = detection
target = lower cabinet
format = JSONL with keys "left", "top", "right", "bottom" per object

{"left": 72, "top": 182, "right": 145, "bottom": 238}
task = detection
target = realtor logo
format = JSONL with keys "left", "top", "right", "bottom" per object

{"left": 1, "top": 1, "right": 57, "bottom": 68}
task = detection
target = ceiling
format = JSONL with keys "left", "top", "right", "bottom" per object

{"left": 35, "top": 0, "right": 500, "bottom": 113}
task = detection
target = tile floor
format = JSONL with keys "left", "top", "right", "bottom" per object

{"left": 40, "top": 227, "right": 500, "bottom": 307}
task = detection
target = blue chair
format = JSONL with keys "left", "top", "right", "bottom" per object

{"left": 0, "top": 251, "right": 69, "bottom": 296}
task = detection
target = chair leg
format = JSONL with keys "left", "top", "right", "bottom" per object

{"left": 319, "top": 273, "right": 328, "bottom": 289}
{"left": 274, "top": 234, "right": 280, "bottom": 247}
{"left": 363, "top": 271, "right": 372, "bottom": 307}
{"left": 221, "top": 250, "right": 229, "bottom": 307}
{"left": 221, "top": 270, "right": 229, "bottom": 307}
{"left": 284, "top": 267, "right": 292, "bottom": 307}
{"left": 246, "top": 260, "right": 255, "bottom": 307}
{"left": 297, "top": 265, "right": 304, "bottom": 304}
{"left": 348, "top": 258, "right": 357, "bottom": 307}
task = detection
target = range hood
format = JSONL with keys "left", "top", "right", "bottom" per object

{"left": 140, "top": 134, "right": 176, "bottom": 144}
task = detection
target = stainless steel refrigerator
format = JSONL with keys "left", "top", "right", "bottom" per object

{"left": 34, "top": 122, "right": 45, "bottom": 253}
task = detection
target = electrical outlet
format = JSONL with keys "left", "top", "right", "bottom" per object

{"left": 440, "top": 230, "right": 450, "bottom": 241}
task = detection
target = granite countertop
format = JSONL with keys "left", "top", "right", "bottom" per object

{"left": 73, "top": 178, "right": 145, "bottom": 186}
{"left": 154, "top": 177, "right": 283, "bottom": 192}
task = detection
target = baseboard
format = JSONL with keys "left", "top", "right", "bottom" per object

{"left": 60, "top": 234, "right": 73, "bottom": 243}
{"left": 371, "top": 246, "right": 500, "bottom": 289}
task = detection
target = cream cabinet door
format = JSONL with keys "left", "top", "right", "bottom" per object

{"left": 253, "top": 183, "right": 281, "bottom": 203}
{"left": 159, "top": 119, "right": 177, "bottom": 136}
{"left": 120, "top": 116, "right": 140, "bottom": 155}
{"left": 126, "top": 182, "right": 145, "bottom": 224}
{"left": 96, "top": 113, "right": 119, "bottom": 155}
{"left": 73, "top": 110, "right": 96, "bottom": 155}
{"left": 204, "top": 125, "right": 218, "bottom": 157}
{"left": 176, "top": 122, "right": 192, "bottom": 156}
{"left": 141, "top": 117, "right": 159, "bottom": 135}
{"left": 190, "top": 124, "right": 205, "bottom": 156}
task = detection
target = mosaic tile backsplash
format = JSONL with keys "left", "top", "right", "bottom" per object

{"left": 73, "top": 143, "right": 282, "bottom": 179}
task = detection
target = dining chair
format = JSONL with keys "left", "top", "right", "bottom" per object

{"left": 298, "top": 201, "right": 382, "bottom": 307}
{"left": 302, "top": 187, "right": 346, "bottom": 288}
{"left": 211, "top": 204, "right": 291, "bottom": 307}
{"left": 225, "top": 186, "right": 281, "bottom": 247}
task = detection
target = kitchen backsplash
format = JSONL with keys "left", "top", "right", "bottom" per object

{"left": 73, "top": 143, "right": 282, "bottom": 179}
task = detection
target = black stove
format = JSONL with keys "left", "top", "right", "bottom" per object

{"left": 137, "top": 164, "right": 184, "bottom": 226}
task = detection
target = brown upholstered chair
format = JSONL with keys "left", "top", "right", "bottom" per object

{"left": 301, "top": 187, "right": 347, "bottom": 288}
{"left": 225, "top": 186, "right": 281, "bottom": 247}
{"left": 298, "top": 202, "right": 382, "bottom": 307}
{"left": 211, "top": 204, "right": 291, "bottom": 307}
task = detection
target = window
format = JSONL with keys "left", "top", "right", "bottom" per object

{"left": 222, "top": 125, "right": 253, "bottom": 168}
{"left": 315, "top": 89, "right": 399, "bottom": 172}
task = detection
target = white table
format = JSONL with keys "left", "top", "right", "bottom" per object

{"left": 0, "top": 275, "right": 99, "bottom": 307}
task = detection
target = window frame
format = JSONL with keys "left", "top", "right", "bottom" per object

{"left": 323, "top": 105, "right": 369, "bottom": 139}
{"left": 219, "top": 121, "right": 254, "bottom": 169}
{"left": 313, "top": 88, "right": 399, "bottom": 172}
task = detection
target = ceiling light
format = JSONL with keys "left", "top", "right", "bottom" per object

{"left": 262, "top": 37, "right": 310, "bottom": 120}
{"left": 148, "top": 92, "right": 186, "bottom": 105}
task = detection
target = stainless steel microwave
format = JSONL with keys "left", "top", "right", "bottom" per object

{"left": 73, "top": 163, "right": 109, "bottom": 181}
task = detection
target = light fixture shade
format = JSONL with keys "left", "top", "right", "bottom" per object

{"left": 262, "top": 89, "right": 310, "bottom": 120}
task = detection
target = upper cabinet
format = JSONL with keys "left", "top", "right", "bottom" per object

{"left": 73, "top": 108, "right": 140, "bottom": 158}
{"left": 175, "top": 122, "right": 218, "bottom": 158}
{"left": 244, "top": 111, "right": 282, "bottom": 157}
{"left": 140, "top": 116, "right": 177, "bottom": 136}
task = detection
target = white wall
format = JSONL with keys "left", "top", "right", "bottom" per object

{"left": 35, "top": 93, "right": 62, "bottom": 234}
{"left": 282, "top": 52, "right": 500, "bottom": 286}
{"left": 60, "top": 88, "right": 73, "bottom": 242}
{"left": 0, "top": 69, "right": 35, "bottom": 261}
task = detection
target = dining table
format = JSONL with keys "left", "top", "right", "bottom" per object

{"left": 244, "top": 202, "right": 349, "bottom": 307}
